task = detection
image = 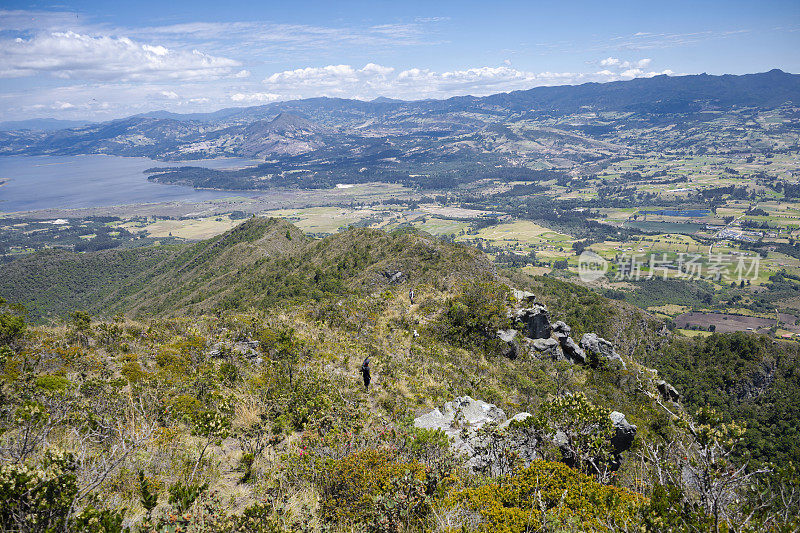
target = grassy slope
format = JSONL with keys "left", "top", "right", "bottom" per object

{"left": 2, "top": 217, "right": 796, "bottom": 529}
{"left": 0, "top": 217, "right": 494, "bottom": 321}
{"left": 2, "top": 217, "right": 791, "bottom": 461}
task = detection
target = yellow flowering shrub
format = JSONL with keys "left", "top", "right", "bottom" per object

{"left": 450, "top": 460, "right": 646, "bottom": 533}
{"left": 320, "top": 448, "right": 426, "bottom": 523}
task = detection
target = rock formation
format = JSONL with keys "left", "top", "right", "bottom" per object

{"left": 497, "top": 329, "right": 519, "bottom": 359}
{"left": 655, "top": 379, "right": 680, "bottom": 403}
{"left": 515, "top": 304, "right": 552, "bottom": 339}
{"left": 415, "top": 396, "right": 636, "bottom": 474}
{"left": 580, "top": 333, "right": 626, "bottom": 368}
{"left": 413, "top": 396, "right": 506, "bottom": 456}
{"left": 531, "top": 337, "right": 561, "bottom": 359}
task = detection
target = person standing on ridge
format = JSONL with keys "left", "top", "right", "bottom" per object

{"left": 359, "top": 357, "right": 371, "bottom": 390}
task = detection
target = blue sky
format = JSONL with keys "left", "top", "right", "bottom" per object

{"left": 1, "top": 0, "right": 798, "bottom": 121}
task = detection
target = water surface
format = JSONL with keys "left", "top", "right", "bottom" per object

{"left": 0, "top": 155, "right": 262, "bottom": 212}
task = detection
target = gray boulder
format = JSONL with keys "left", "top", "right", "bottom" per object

{"left": 415, "top": 398, "right": 541, "bottom": 474}
{"left": 497, "top": 329, "right": 519, "bottom": 359}
{"left": 656, "top": 380, "right": 680, "bottom": 403}
{"left": 561, "top": 337, "right": 587, "bottom": 364}
{"left": 609, "top": 411, "right": 637, "bottom": 455}
{"left": 414, "top": 396, "right": 507, "bottom": 458}
{"left": 531, "top": 337, "right": 561, "bottom": 359}
{"left": 580, "top": 333, "right": 626, "bottom": 368}
{"left": 512, "top": 289, "right": 536, "bottom": 303}
{"left": 516, "top": 304, "right": 552, "bottom": 339}
{"left": 208, "top": 340, "right": 263, "bottom": 363}
{"left": 551, "top": 321, "right": 571, "bottom": 341}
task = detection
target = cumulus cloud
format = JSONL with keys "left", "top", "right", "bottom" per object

{"left": 230, "top": 92, "right": 285, "bottom": 103}
{"left": 259, "top": 61, "right": 673, "bottom": 101}
{"left": 599, "top": 57, "right": 652, "bottom": 69}
{"left": 0, "top": 31, "right": 242, "bottom": 81}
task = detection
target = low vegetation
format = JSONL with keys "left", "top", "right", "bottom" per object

{"left": 0, "top": 219, "right": 798, "bottom": 532}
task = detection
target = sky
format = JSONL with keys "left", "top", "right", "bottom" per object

{"left": 1, "top": 0, "right": 798, "bottom": 121}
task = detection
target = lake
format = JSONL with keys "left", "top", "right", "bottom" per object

{"left": 0, "top": 155, "right": 263, "bottom": 212}
{"left": 640, "top": 209, "right": 710, "bottom": 217}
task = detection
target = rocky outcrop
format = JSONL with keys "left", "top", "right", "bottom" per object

{"left": 550, "top": 321, "right": 586, "bottom": 364}
{"left": 561, "top": 337, "right": 587, "bottom": 364}
{"left": 552, "top": 321, "right": 570, "bottom": 341}
{"left": 655, "top": 380, "right": 680, "bottom": 403}
{"left": 383, "top": 270, "right": 405, "bottom": 283}
{"left": 414, "top": 397, "right": 539, "bottom": 474}
{"left": 208, "top": 340, "right": 263, "bottom": 364}
{"left": 512, "top": 289, "right": 536, "bottom": 303}
{"left": 507, "top": 294, "right": 623, "bottom": 369}
{"left": 415, "top": 397, "right": 636, "bottom": 474}
{"left": 497, "top": 329, "right": 519, "bottom": 359}
{"left": 609, "top": 411, "right": 637, "bottom": 470}
{"left": 516, "top": 304, "right": 552, "bottom": 339}
{"left": 531, "top": 337, "right": 561, "bottom": 359}
{"left": 609, "top": 411, "right": 637, "bottom": 454}
{"left": 413, "top": 396, "right": 507, "bottom": 457}
{"left": 580, "top": 333, "right": 626, "bottom": 368}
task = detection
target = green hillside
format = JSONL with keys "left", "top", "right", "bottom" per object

{"left": 0, "top": 217, "right": 492, "bottom": 320}
{"left": 0, "top": 219, "right": 796, "bottom": 532}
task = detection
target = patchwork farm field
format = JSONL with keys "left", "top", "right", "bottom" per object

{"left": 674, "top": 311, "right": 778, "bottom": 333}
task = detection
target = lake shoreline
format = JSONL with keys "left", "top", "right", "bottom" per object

{"left": 0, "top": 154, "right": 264, "bottom": 212}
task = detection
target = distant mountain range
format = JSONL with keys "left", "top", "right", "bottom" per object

{"left": 1, "top": 70, "right": 797, "bottom": 190}
{"left": 0, "top": 118, "right": 93, "bottom": 132}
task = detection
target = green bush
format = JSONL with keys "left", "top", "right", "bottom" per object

{"left": 320, "top": 449, "right": 426, "bottom": 524}
{"left": 435, "top": 279, "right": 512, "bottom": 351}
{"left": 34, "top": 374, "right": 71, "bottom": 392}
{"left": 0, "top": 448, "right": 78, "bottom": 532}
{"left": 0, "top": 297, "right": 26, "bottom": 345}
{"left": 451, "top": 460, "right": 646, "bottom": 533}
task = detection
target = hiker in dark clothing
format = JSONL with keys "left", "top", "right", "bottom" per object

{"left": 359, "top": 357, "right": 371, "bottom": 390}
{"left": 409, "top": 288, "right": 415, "bottom": 305}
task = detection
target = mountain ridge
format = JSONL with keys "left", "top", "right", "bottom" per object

{"left": 0, "top": 217, "right": 494, "bottom": 320}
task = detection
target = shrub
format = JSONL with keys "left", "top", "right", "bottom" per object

{"left": 435, "top": 279, "right": 512, "bottom": 351}
{"left": 320, "top": 449, "right": 426, "bottom": 523}
{"left": 34, "top": 374, "right": 71, "bottom": 392}
{"left": 512, "top": 393, "right": 616, "bottom": 481}
{"left": 450, "top": 460, "right": 646, "bottom": 532}
{"left": 369, "top": 472, "right": 432, "bottom": 532}
{"left": 0, "top": 448, "right": 78, "bottom": 532}
{"left": 168, "top": 481, "right": 209, "bottom": 514}
{"left": 0, "top": 297, "right": 26, "bottom": 346}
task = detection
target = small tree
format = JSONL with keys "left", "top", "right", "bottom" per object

{"left": 525, "top": 394, "right": 616, "bottom": 482}
{"left": 190, "top": 409, "right": 231, "bottom": 480}
{"left": 0, "top": 298, "right": 26, "bottom": 346}
{"left": 68, "top": 310, "right": 92, "bottom": 347}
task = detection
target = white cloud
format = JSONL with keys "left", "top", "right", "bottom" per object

{"left": 0, "top": 31, "right": 242, "bottom": 81}
{"left": 414, "top": 16, "right": 450, "bottom": 23}
{"left": 619, "top": 68, "right": 674, "bottom": 78}
{"left": 230, "top": 92, "right": 285, "bottom": 103}
{"left": 600, "top": 57, "right": 652, "bottom": 69}
{"left": 160, "top": 90, "right": 180, "bottom": 99}
{"left": 259, "top": 62, "right": 673, "bottom": 101}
